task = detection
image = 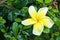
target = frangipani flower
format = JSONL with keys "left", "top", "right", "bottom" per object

{"left": 21, "top": 6, "right": 54, "bottom": 36}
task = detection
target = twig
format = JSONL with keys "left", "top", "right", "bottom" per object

{"left": 52, "top": 0, "right": 58, "bottom": 9}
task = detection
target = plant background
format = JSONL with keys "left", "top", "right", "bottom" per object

{"left": 0, "top": 0, "right": 60, "bottom": 40}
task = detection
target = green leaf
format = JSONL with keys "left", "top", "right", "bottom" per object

{"left": 20, "top": 7, "right": 28, "bottom": 17}
{"left": 15, "top": 18, "right": 22, "bottom": 23}
{"left": 53, "top": 17, "right": 60, "bottom": 27}
{"left": 22, "top": 31, "right": 30, "bottom": 36}
{"left": 0, "top": 17, "right": 6, "bottom": 24}
{"left": 12, "top": 37, "right": 17, "bottom": 40}
{"left": 12, "top": 22, "right": 19, "bottom": 37}
{"left": 50, "top": 38, "right": 54, "bottom": 40}
{"left": 36, "top": 0, "right": 43, "bottom": 3}
{"left": 8, "top": 12, "right": 16, "bottom": 21}
{"left": 56, "top": 36, "right": 60, "bottom": 40}
{"left": 34, "top": 36, "right": 42, "bottom": 40}
{"left": 7, "top": 0, "right": 12, "bottom": 5}
{"left": 4, "top": 33, "right": 11, "bottom": 39}
{"left": 43, "top": 27, "right": 50, "bottom": 33}
{"left": 1, "top": 29, "right": 6, "bottom": 33}
{"left": 45, "top": 0, "right": 52, "bottom": 4}
{"left": 0, "top": 24, "right": 5, "bottom": 30}
{"left": 54, "top": 32, "right": 59, "bottom": 36}
{"left": 52, "top": 9, "right": 59, "bottom": 13}
{"left": 28, "top": 0, "right": 36, "bottom": 3}
{"left": 14, "top": 0, "right": 28, "bottom": 9}
{"left": 17, "top": 35, "right": 24, "bottom": 40}
{"left": 21, "top": 7, "right": 28, "bottom": 13}
{"left": 22, "top": 25, "right": 31, "bottom": 30}
{"left": 48, "top": 6, "right": 52, "bottom": 10}
{"left": 19, "top": 24, "right": 23, "bottom": 29}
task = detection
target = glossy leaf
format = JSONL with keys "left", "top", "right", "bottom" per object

{"left": 12, "top": 22, "right": 19, "bottom": 37}
{"left": 45, "top": 0, "right": 52, "bottom": 4}
{"left": 43, "top": 27, "right": 50, "bottom": 33}
{"left": 15, "top": 18, "right": 22, "bottom": 23}
{"left": 36, "top": 0, "right": 43, "bottom": 3}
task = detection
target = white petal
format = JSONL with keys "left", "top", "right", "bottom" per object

{"left": 38, "top": 7, "right": 48, "bottom": 17}
{"left": 33, "top": 22, "right": 44, "bottom": 36}
{"left": 42, "top": 16, "right": 54, "bottom": 28}
{"left": 21, "top": 18, "right": 36, "bottom": 26}
{"left": 29, "top": 6, "right": 37, "bottom": 20}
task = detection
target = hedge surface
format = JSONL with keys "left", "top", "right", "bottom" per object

{"left": 0, "top": 0, "right": 60, "bottom": 40}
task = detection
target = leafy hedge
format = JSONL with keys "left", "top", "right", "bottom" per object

{"left": 0, "top": 0, "right": 60, "bottom": 40}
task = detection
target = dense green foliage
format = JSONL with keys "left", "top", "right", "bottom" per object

{"left": 0, "top": 0, "right": 60, "bottom": 40}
